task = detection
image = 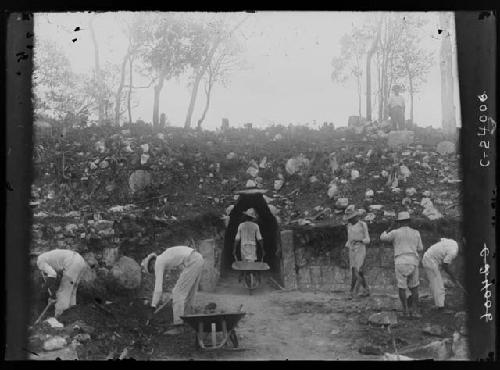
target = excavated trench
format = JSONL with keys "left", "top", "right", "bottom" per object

{"left": 284, "top": 217, "right": 463, "bottom": 291}
{"left": 222, "top": 193, "right": 280, "bottom": 276}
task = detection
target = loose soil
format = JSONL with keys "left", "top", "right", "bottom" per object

{"left": 28, "top": 271, "right": 465, "bottom": 360}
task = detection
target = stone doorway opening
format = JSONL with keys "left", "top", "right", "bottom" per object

{"left": 221, "top": 191, "right": 281, "bottom": 279}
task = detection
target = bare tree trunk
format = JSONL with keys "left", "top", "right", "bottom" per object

{"left": 184, "top": 67, "right": 205, "bottom": 129}
{"left": 197, "top": 83, "right": 213, "bottom": 129}
{"left": 115, "top": 51, "right": 130, "bottom": 127}
{"left": 184, "top": 37, "right": 223, "bottom": 129}
{"left": 152, "top": 70, "right": 166, "bottom": 127}
{"left": 89, "top": 17, "right": 104, "bottom": 126}
{"left": 366, "top": 16, "right": 383, "bottom": 121}
{"left": 439, "top": 12, "right": 457, "bottom": 135}
{"left": 127, "top": 57, "right": 133, "bottom": 124}
{"left": 185, "top": 16, "right": 249, "bottom": 129}
{"left": 357, "top": 76, "right": 362, "bottom": 117}
{"left": 405, "top": 60, "right": 414, "bottom": 123}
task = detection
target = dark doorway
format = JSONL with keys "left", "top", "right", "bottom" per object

{"left": 222, "top": 193, "right": 280, "bottom": 276}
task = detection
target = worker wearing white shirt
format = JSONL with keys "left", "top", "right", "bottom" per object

{"left": 142, "top": 246, "right": 204, "bottom": 329}
{"left": 380, "top": 212, "right": 423, "bottom": 318}
{"left": 422, "top": 237, "right": 459, "bottom": 309}
{"left": 35, "top": 249, "right": 88, "bottom": 317}
{"left": 388, "top": 85, "right": 405, "bottom": 130}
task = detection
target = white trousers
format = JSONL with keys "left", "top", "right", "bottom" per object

{"left": 172, "top": 252, "right": 204, "bottom": 325}
{"left": 423, "top": 255, "right": 445, "bottom": 307}
{"left": 55, "top": 254, "right": 87, "bottom": 317}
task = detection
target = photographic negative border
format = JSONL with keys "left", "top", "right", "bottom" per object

{"left": 3, "top": 7, "right": 498, "bottom": 361}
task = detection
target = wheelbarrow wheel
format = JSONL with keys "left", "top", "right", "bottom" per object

{"left": 245, "top": 272, "right": 257, "bottom": 289}
{"left": 229, "top": 330, "right": 239, "bottom": 348}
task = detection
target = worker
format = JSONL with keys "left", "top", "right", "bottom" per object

{"left": 35, "top": 249, "right": 88, "bottom": 317}
{"left": 141, "top": 246, "right": 204, "bottom": 334}
{"left": 380, "top": 211, "right": 423, "bottom": 318}
{"left": 344, "top": 208, "right": 371, "bottom": 298}
{"left": 422, "top": 231, "right": 460, "bottom": 311}
{"left": 388, "top": 84, "right": 405, "bottom": 130}
{"left": 233, "top": 208, "right": 264, "bottom": 263}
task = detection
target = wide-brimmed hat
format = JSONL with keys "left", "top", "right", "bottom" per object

{"left": 242, "top": 208, "right": 257, "bottom": 219}
{"left": 397, "top": 211, "right": 410, "bottom": 221}
{"left": 343, "top": 209, "right": 360, "bottom": 221}
{"left": 141, "top": 252, "right": 157, "bottom": 274}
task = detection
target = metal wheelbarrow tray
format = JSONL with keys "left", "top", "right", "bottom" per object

{"left": 181, "top": 312, "right": 246, "bottom": 351}
{"left": 232, "top": 261, "right": 270, "bottom": 294}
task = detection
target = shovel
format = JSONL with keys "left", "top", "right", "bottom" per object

{"left": 146, "top": 298, "right": 173, "bottom": 326}
{"left": 32, "top": 298, "right": 56, "bottom": 327}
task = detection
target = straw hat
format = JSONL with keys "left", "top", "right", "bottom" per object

{"left": 343, "top": 209, "right": 360, "bottom": 221}
{"left": 141, "top": 252, "right": 157, "bottom": 274}
{"left": 242, "top": 208, "right": 257, "bottom": 219}
{"left": 397, "top": 211, "right": 410, "bottom": 221}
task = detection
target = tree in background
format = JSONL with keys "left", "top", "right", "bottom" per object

{"left": 197, "top": 36, "right": 245, "bottom": 129}
{"left": 438, "top": 12, "right": 457, "bottom": 135}
{"left": 374, "top": 13, "right": 410, "bottom": 122}
{"left": 33, "top": 38, "right": 90, "bottom": 123}
{"left": 184, "top": 14, "right": 249, "bottom": 129}
{"left": 331, "top": 30, "right": 369, "bottom": 118}
{"left": 393, "top": 15, "right": 434, "bottom": 124}
{"left": 88, "top": 15, "right": 106, "bottom": 126}
{"left": 138, "top": 13, "right": 193, "bottom": 128}
{"left": 365, "top": 15, "right": 383, "bottom": 122}
{"left": 114, "top": 13, "right": 152, "bottom": 126}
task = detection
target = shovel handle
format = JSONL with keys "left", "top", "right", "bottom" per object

{"left": 33, "top": 299, "right": 56, "bottom": 326}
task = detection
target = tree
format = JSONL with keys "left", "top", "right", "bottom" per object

{"left": 183, "top": 14, "right": 249, "bottom": 129}
{"left": 88, "top": 15, "right": 105, "bottom": 125}
{"left": 365, "top": 15, "right": 383, "bottom": 121}
{"left": 375, "top": 13, "right": 409, "bottom": 122}
{"left": 196, "top": 36, "right": 244, "bottom": 129}
{"left": 331, "top": 31, "right": 368, "bottom": 117}
{"left": 438, "top": 12, "right": 457, "bottom": 135}
{"left": 393, "top": 15, "right": 434, "bottom": 124}
{"left": 113, "top": 13, "right": 150, "bottom": 126}
{"left": 138, "top": 14, "right": 194, "bottom": 128}
{"left": 33, "top": 38, "right": 90, "bottom": 123}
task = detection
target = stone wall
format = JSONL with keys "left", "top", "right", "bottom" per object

{"left": 280, "top": 219, "right": 464, "bottom": 293}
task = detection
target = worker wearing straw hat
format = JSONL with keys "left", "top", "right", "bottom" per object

{"left": 344, "top": 208, "right": 371, "bottom": 298}
{"left": 380, "top": 211, "right": 424, "bottom": 318}
{"left": 233, "top": 208, "right": 264, "bottom": 263}
{"left": 141, "top": 246, "right": 204, "bottom": 334}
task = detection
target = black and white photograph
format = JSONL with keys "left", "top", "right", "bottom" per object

{"left": 4, "top": 9, "right": 497, "bottom": 361}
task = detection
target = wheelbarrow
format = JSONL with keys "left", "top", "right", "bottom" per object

{"left": 180, "top": 312, "right": 246, "bottom": 351}
{"left": 232, "top": 260, "right": 270, "bottom": 294}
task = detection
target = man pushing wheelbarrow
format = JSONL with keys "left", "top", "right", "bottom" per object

{"left": 232, "top": 208, "right": 270, "bottom": 293}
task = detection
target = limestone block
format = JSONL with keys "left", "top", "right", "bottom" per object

{"left": 197, "top": 239, "right": 219, "bottom": 293}
{"left": 280, "top": 230, "right": 297, "bottom": 289}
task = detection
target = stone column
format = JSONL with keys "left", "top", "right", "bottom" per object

{"left": 198, "top": 239, "right": 219, "bottom": 292}
{"left": 280, "top": 230, "right": 297, "bottom": 289}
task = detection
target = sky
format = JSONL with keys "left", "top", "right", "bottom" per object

{"left": 34, "top": 11, "right": 462, "bottom": 130}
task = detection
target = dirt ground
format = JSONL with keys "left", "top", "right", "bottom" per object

{"left": 27, "top": 270, "right": 466, "bottom": 360}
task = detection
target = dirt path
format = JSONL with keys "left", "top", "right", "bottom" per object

{"left": 154, "top": 271, "right": 465, "bottom": 360}
{"left": 152, "top": 272, "right": 379, "bottom": 360}
{"left": 29, "top": 271, "right": 465, "bottom": 361}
